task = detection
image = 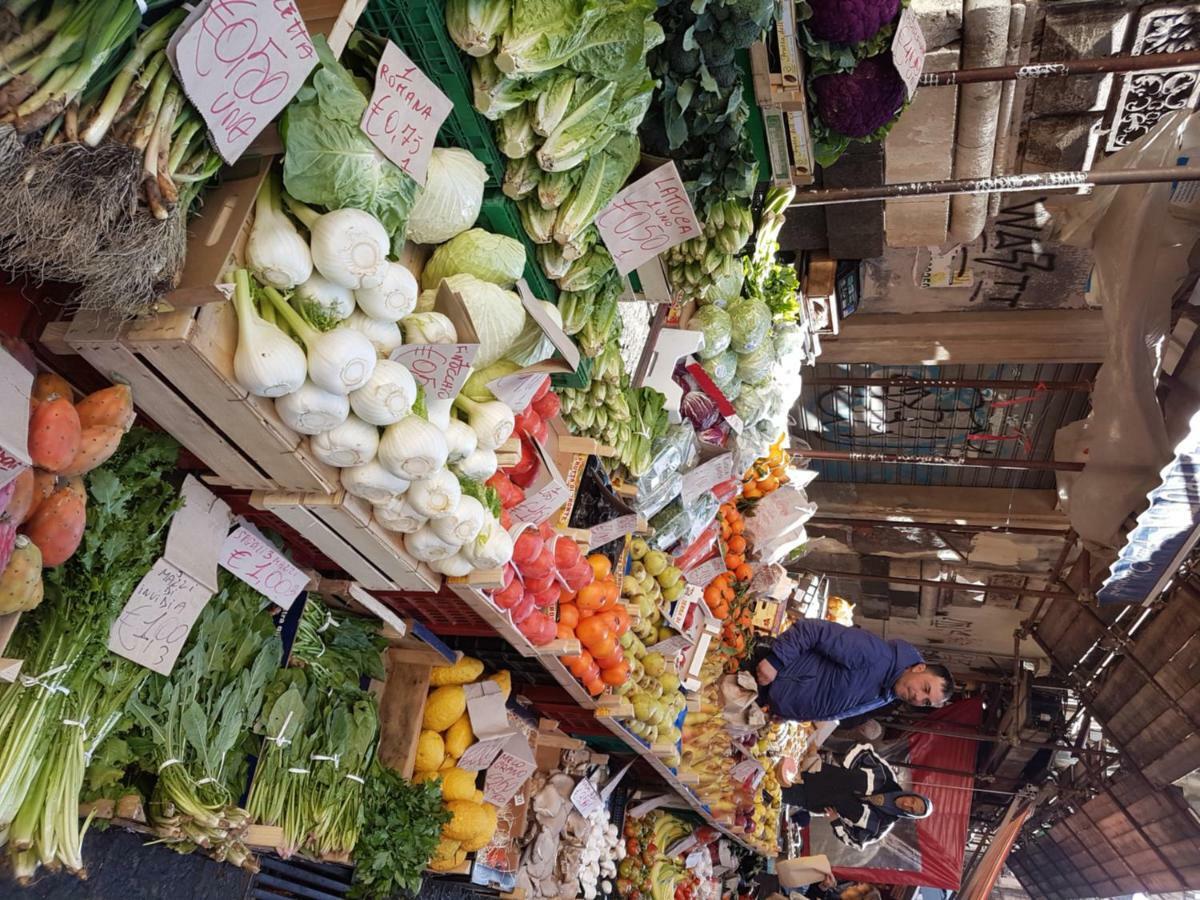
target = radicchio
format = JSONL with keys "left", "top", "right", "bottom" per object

{"left": 681, "top": 391, "right": 719, "bottom": 431}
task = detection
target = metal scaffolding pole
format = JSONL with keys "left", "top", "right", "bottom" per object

{"left": 809, "top": 515, "right": 1070, "bottom": 537}
{"left": 919, "top": 48, "right": 1200, "bottom": 87}
{"left": 795, "top": 448, "right": 1085, "bottom": 472}
{"left": 794, "top": 565, "right": 1074, "bottom": 598}
{"left": 806, "top": 375, "right": 1094, "bottom": 392}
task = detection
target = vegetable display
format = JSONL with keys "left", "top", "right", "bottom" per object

{"left": 0, "top": 4, "right": 222, "bottom": 314}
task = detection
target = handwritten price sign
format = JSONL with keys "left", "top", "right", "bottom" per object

{"left": 390, "top": 343, "right": 478, "bottom": 401}
{"left": 483, "top": 747, "right": 535, "bottom": 808}
{"left": 685, "top": 555, "right": 727, "bottom": 587}
{"left": 172, "top": 0, "right": 317, "bottom": 163}
{"left": 594, "top": 162, "right": 700, "bottom": 276}
{"left": 570, "top": 777, "right": 604, "bottom": 818}
{"left": 892, "top": 7, "right": 927, "bottom": 99}
{"left": 681, "top": 453, "right": 734, "bottom": 503}
{"left": 109, "top": 559, "right": 213, "bottom": 675}
{"left": 219, "top": 526, "right": 308, "bottom": 609}
{"left": 360, "top": 41, "right": 452, "bottom": 185}
{"left": 731, "top": 757, "right": 765, "bottom": 789}
{"left": 588, "top": 514, "right": 636, "bottom": 551}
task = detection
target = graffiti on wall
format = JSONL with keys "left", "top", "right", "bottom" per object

{"left": 861, "top": 193, "right": 1093, "bottom": 312}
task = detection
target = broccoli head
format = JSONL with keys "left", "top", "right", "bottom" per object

{"left": 806, "top": 0, "right": 900, "bottom": 45}
{"left": 812, "top": 52, "right": 906, "bottom": 138}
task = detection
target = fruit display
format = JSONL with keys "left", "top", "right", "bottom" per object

{"left": 617, "top": 811, "right": 720, "bottom": 900}
{"left": 740, "top": 439, "right": 790, "bottom": 501}
{"left": 557, "top": 552, "right": 631, "bottom": 695}
{"left": 489, "top": 523, "right": 595, "bottom": 646}
{"left": 1, "top": 378, "right": 135, "bottom": 615}
{"left": 413, "top": 658, "right": 510, "bottom": 869}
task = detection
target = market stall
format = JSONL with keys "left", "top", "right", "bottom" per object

{"left": 0, "top": 0, "right": 920, "bottom": 893}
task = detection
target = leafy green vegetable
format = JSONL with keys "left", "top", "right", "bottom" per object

{"left": 348, "top": 767, "right": 450, "bottom": 899}
{"left": 497, "top": 0, "right": 654, "bottom": 77}
{"left": 552, "top": 132, "right": 639, "bottom": 244}
{"left": 421, "top": 229, "right": 527, "bottom": 291}
{"left": 281, "top": 37, "right": 417, "bottom": 251}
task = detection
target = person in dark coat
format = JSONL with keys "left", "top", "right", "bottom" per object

{"left": 752, "top": 619, "right": 954, "bottom": 722}
{"left": 806, "top": 879, "right": 882, "bottom": 900}
{"left": 782, "top": 743, "right": 933, "bottom": 851}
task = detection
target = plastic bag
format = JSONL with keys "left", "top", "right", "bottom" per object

{"left": 735, "top": 341, "right": 776, "bottom": 386}
{"left": 727, "top": 297, "right": 772, "bottom": 353}
{"left": 631, "top": 472, "right": 682, "bottom": 520}
{"left": 691, "top": 305, "right": 733, "bottom": 360}
{"left": 699, "top": 349, "right": 738, "bottom": 388}
{"left": 649, "top": 499, "right": 690, "bottom": 550}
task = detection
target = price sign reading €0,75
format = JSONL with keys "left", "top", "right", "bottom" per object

{"left": 172, "top": 0, "right": 317, "bottom": 163}
{"left": 360, "top": 41, "right": 452, "bottom": 185}
{"left": 594, "top": 162, "right": 700, "bottom": 276}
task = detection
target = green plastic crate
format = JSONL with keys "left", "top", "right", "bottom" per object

{"left": 359, "top": 0, "right": 505, "bottom": 186}
{"left": 477, "top": 190, "right": 558, "bottom": 303}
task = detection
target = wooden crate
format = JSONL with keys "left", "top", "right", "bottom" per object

{"left": 60, "top": 302, "right": 338, "bottom": 493}
{"left": 250, "top": 491, "right": 440, "bottom": 592}
{"left": 749, "top": 37, "right": 815, "bottom": 186}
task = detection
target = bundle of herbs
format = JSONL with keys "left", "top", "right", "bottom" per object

{"left": 0, "top": 428, "right": 180, "bottom": 880}
{"left": 119, "top": 572, "right": 282, "bottom": 869}
{"left": 0, "top": 1, "right": 222, "bottom": 315}
{"left": 246, "top": 599, "right": 385, "bottom": 860}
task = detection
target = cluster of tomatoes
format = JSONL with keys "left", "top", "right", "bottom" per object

{"left": 558, "top": 554, "right": 631, "bottom": 696}
{"left": 489, "top": 522, "right": 595, "bottom": 646}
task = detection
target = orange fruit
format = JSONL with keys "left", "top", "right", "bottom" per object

{"left": 556, "top": 622, "right": 576, "bottom": 642}
{"left": 587, "top": 554, "right": 612, "bottom": 580}
{"left": 558, "top": 603, "right": 580, "bottom": 629}
{"left": 735, "top": 563, "right": 753, "bottom": 582}
{"left": 576, "top": 581, "right": 607, "bottom": 611}
{"left": 601, "top": 660, "right": 630, "bottom": 686}
{"left": 575, "top": 615, "right": 613, "bottom": 648}
{"left": 585, "top": 676, "right": 606, "bottom": 696}
{"left": 728, "top": 535, "right": 746, "bottom": 554}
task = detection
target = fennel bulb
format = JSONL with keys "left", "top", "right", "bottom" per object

{"left": 453, "top": 396, "right": 515, "bottom": 450}
{"left": 247, "top": 172, "right": 312, "bottom": 289}
{"left": 444, "top": 419, "right": 479, "bottom": 463}
{"left": 355, "top": 262, "right": 418, "bottom": 321}
{"left": 463, "top": 516, "right": 514, "bottom": 568}
{"left": 405, "top": 524, "right": 461, "bottom": 562}
{"left": 454, "top": 446, "right": 498, "bottom": 481}
{"left": 294, "top": 272, "right": 355, "bottom": 330}
{"left": 432, "top": 494, "right": 485, "bottom": 545}
{"left": 430, "top": 553, "right": 473, "bottom": 577}
{"left": 285, "top": 196, "right": 388, "bottom": 290}
{"left": 373, "top": 496, "right": 427, "bottom": 534}
{"left": 345, "top": 310, "right": 404, "bottom": 356}
{"left": 275, "top": 380, "right": 350, "bottom": 435}
{"left": 230, "top": 269, "right": 306, "bottom": 398}
{"left": 341, "top": 460, "right": 410, "bottom": 504}
{"left": 350, "top": 359, "right": 416, "bottom": 426}
{"left": 261, "top": 285, "right": 377, "bottom": 395}
{"left": 311, "top": 414, "right": 380, "bottom": 468}
{"left": 401, "top": 312, "right": 457, "bottom": 345}
{"left": 378, "top": 416, "right": 449, "bottom": 480}
{"left": 406, "top": 468, "right": 462, "bottom": 518}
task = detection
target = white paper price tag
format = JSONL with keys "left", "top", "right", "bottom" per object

{"left": 483, "top": 747, "right": 535, "bottom": 807}
{"left": 685, "top": 556, "right": 727, "bottom": 587}
{"left": 488, "top": 372, "right": 547, "bottom": 414}
{"left": 171, "top": 0, "right": 318, "bottom": 163}
{"left": 731, "top": 757, "right": 765, "bottom": 789}
{"left": 892, "top": 7, "right": 927, "bottom": 99}
{"left": 570, "top": 778, "right": 604, "bottom": 818}
{"left": 219, "top": 526, "right": 308, "bottom": 609}
{"left": 588, "top": 514, "right": 637, "bottom": 550}
{"left": 681, "top": 453, "right": 734, "bottom": 503}
{"left": 360, "top": 40, "right": 452, "bottom": 185}
{"left": 108, "top": 559, "right": 213, "bottom": 675}
{"left": 457, "top": 736, "right": 509, "bottom": 772}
{"left": 594, "top": 162, "right": 700, "bottom": 276}
{"left": 390, "top": 343, "right": 478, "bottom": 401}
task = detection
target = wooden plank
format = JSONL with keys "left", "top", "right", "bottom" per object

{"left": 65, "top": 315, "right": 274, "bottom": 490}
{"left": 1142, "top": 732, "right": 1200, "bottom": 786}
{"left": 447, "top": 583, "right": 537, "bottom": 658}
{"left": 304, "top": 492, "right": 439, "bottom": 592}
{"left": 250, "top": 492, "right": 397, "bottom": 590}
{"left": 1154, "top": 631, "right": 1200, "bottom": 700}
{"left": 376, "top": 648, "right": 431, "bottom": 779}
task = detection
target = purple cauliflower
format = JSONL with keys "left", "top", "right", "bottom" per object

{"left": 812, "top": 53, "right": 906, "bottom": 138}
{"left": 806, "top": 0, "right": 901, "bottom": 45}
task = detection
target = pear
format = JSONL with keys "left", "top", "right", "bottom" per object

{"left": 643, "top": 551, "right": 669, "bottom": 578}
{"left": 657, "top": 565, "right": 682, "bottom": 588}
{"left": 631, "top": 537, "right": 649, "bottom": 560}
{"left": 642, "top": 652, "right": 666, "bottom": 677}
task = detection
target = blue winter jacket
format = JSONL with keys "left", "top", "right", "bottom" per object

{"left": 764, "top": 620, "right": 923, "bottom": 721}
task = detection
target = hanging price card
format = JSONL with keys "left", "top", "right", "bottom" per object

{"left": 219, "top": 526, "right": 309, "bottom": 609}
{"left": 594, "top": 162, "right": 700, "bottom": 276}
{"left": 681, "top": 453, "right": 734, "bottom": 503}
{"left": 109, "top": 559, "right": 214, "bottom": 675}
{"left": 390, "top": 343, "right": 479, "bottom": 401}
{"left": 488, "top": 372, "right": 548, "bottom": 415}
{"left": 731, "top": 757, "right": 765, "bottom": 789}
{"left": 570, "top": 777, "right": 604, "bottom": 818}
{"left": 588, "top": 514, "right": 637, "bottom": 550}
{"left": 172, "top": 0, "right": 318, "bottom": 164}
{"left": 360, "top": 40, "right": 453, "bottom": 185}
{"left": 685, "top": 555, "right": 727, "bottom": 587}
{"left": 483, "top": 736, "right": 536, "bottom": 807}
{"left": 892, "top": 7, "right": 927, "bottom": 99}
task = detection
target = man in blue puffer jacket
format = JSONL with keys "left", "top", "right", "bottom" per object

{"left": 753, "top": 619, "right": 954, "bottom": 721}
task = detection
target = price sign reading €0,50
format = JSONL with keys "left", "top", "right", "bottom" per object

{"left": 361, "top": 41, "right": 453, "bottom": 185}
{"left": 594, "top": 162, "right": 700, "bottom": 276}
{"left": 173, "top": 0, "right": 318, "bottom": 163}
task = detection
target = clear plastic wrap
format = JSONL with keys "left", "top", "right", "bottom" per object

{"left": 649, "top": 498, "right": 690, "bottom": 550}
{"left": 735, "top": 340, "right": 776, "bottom": 386}
{"left": 691, "top": 305, "right": 733, "bottom": 360}
{"left": 633, "top": 423, "right": 699, "bottom": 494}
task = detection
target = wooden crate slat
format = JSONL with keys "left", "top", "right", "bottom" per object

{"left": 64, "top": 315, "right": 275, "bottom": 490}
{"left": 250, "top": 492, "right": 397, "bottom": 590}
{"left": 376, "top": 647, "right": 431, "bottom": 778}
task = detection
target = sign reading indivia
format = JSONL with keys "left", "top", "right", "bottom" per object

{"left": 172, "top": 0, "right": 318, "bottom": 163}
{"left": 360, "top": 40, "right": 452, "bottom": 185}
{"left": 594, "top": 162, "right": 700, "bottom": 276}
